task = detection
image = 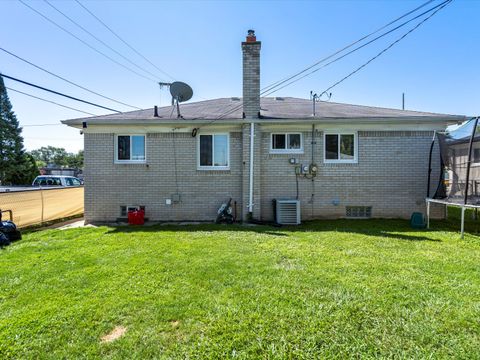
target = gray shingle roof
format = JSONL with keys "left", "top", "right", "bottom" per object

{"left": 62, "top": 97, "right": 465, "bottom": 126}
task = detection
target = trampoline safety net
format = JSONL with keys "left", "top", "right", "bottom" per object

{"left": 430, "top": 117, "right": 480, "bottom": 205}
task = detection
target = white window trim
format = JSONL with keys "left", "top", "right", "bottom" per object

{"left": 269, "top": 132, "right": 304, "bottom": 154}
{"left": 197, "top": 133, "right": 230, "bottom": 170}
{"left": 114, "top": 134, "right": 147, "bottom": 164}
{"left": 323, "top": 131, "right": 358, "bottom": 164}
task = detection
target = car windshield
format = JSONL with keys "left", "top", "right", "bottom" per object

{"left": 34, "top": 177, "right": 61, "bottom": 186}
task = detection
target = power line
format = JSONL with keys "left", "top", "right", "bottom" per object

{"left": 18, "top": 0, "right": 157, "bottom": 83}
{"left": 261, "top": 0, "right": 436, "bottom": 94}
{"left": 263, "top": 0, "right": 451, "bottom": 96}
{"left": 6, "top": 86, "right": 96, "bottom": 116}
{"left": 22, "top": 123, "right": 63, "bottom": 127}
{"left": 196, "top": 0, "right": 451, "bottom": 128}
{"left": 2, "top": 73, "right": 121, "bottom": 112}
{"left": 0, "top": 46, "right": 142, "bottom": 110}
{"left": 210, "top": 1, "right": 451, "bottom": 125}
{"left": 74, "top": 0, "right": 175, "bottom": 81}
{"left": 320, "top": 0, "right": 452, "bottom": 95}
{"left": 43, "top": 0, "right": 164, "bottom": 82}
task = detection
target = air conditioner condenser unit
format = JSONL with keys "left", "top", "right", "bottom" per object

{"left": 274, "top": 199, "right": 301, "bottom": 225}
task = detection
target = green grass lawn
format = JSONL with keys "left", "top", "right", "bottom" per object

{"left": 1, "top": 216, "right": 480, "bottom": 359}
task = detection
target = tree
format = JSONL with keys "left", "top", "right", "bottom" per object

{"left": 67, "top": 150, "right": 83, "bottom": 169}
{"left": 30, "top": 147, "right": 83, "bottom": 168}
{"left": 30, "top": 146, "right": 68, "bottom": 167}
{"left": 0, "top": 75, "right": 38, "bottom": 185}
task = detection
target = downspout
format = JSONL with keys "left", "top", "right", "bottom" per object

{"left": 248, "top": 122, "right": 255, "bottom": 215}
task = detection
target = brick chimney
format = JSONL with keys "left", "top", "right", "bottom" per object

{"left": 242, "top": 30, "right": 261, "bottom": 119}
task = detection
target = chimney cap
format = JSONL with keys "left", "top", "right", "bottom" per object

{"left": 246, "top": 29, "right": 256, "bottom": 42}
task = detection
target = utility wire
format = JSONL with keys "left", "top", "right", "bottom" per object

{"left": 2, "top": 73, "right": 121, "bottom": 112}
{"left": 195, "top": 0, "right": 451, "bottom": 128}
{"left": 212, "top": 0, "right": 451, "bottom": 122}
{"left": 319, "top": 0, "right": 451, "bottom": 95}
{"left": 261, "top": 0, "right": 435, "bottom": 93}
{"left": 19, "top": 0, "right": 157, "bottom": 83}
{"left": 44, "top": 0, "right": 164, "bottom": 82}
{"left": 6, "top": 86, "right": 96, "bottom": 116}
{"left": 22, "top": 123, "right": 63, "bottom": 127}
{"left": 263, "top": 0, "right": 451, "bottom": 96}
{"left": 74, "top": 0, "right": 175, "bottom": 81}
{"left": 0, "top": 46, "right": 142, "bottom": 110}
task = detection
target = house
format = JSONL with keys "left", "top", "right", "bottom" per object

{"left": 431, "top": 120, "right": 480, "bottom": 202}
{"left": 62, "top": 30, "right": 465, "bottom": 224}
{"left": 39, "top": 166, "right": 83, "bottom": 179}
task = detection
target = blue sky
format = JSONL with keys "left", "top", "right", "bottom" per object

{"left": 1, "top": 0, "right": 479, "bottom": 152}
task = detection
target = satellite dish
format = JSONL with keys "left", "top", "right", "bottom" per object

{"left": 170, "top": 81, "right": 193, "bottom": 103}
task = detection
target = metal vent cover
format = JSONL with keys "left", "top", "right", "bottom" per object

{"left": 276, "top": 200, "right": 301, "bottom": 225}
{"left": 346, "top": 206, "right": 372, "bottom": 218}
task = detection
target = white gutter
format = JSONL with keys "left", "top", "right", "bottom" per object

{"left": 248, "top": 122, "right": 254, "bottom": 214}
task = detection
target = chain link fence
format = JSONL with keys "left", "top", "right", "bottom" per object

{"left": 0, "top": 187, "right": 84, "bottom": 228}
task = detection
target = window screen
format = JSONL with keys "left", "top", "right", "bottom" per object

{"left": 213, "top": 135, "right": 228, "bottom": 166}
{"left": 340, "top": 134, "right": 355, "bottom": 160}
{"left": 289, "top": 134, "right": 301, "bottom": 149}
{"left": 131, "top": 136, "right": 145, "bottom": 161}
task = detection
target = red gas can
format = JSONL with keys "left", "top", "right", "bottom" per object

{"left": 128, "top": 208, "right": 145, "bottom": 225}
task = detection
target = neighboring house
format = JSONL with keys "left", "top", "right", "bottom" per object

{"left": 62, "top": 30, "right": 465, "bottom": 224}
{"left": 40, "top": 167, "right": 83, "bottom": 178}
{"left": 434, "top": 130, "right": 480, "bottom": 202}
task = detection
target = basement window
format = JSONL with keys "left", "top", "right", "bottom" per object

{"left": 120, "top": 205, "right": 145, "bottom": 217}
{"left": 198, "top": 134, "right": 230, "bottom": 170}
{"left": 115, "top": 135, "right": 146, "bottom": 163}
{"left": 346, "top": 206, "right": 372, "bottom": 218}
{"left": 324, "top": 132, "right": 357, "bottom": 163}
{"left": 270, "top": 133, "right": 303, "bottom": 153}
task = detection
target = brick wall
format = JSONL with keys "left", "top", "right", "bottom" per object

{"left": 84, "top": 132, "right": 243, "bottom": 223}
{"left": 84, "top": 127, "right": 443, "bottom": 223}
{"left": 259, "top": 129, "right": 443, "bottom": 220}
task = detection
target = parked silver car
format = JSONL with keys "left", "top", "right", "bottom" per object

{"left": 32, "top": 175, "right": 83, "bottom": 187}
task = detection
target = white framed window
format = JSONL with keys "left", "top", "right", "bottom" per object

{"left": 270, "top": 133, "right": 303, "bottom": 153}
{"left": 197, "top": 133, "right": 230, "bottom": 170}
{"left": 324, "top": 132, "right": 357, "bottom": 163}
{"left": 115, "top": 135, "right": 146, "bottom": 163}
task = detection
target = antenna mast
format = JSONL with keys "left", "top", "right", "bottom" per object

{"left": 310, "top": 91, "right": 332, "bottom": 116}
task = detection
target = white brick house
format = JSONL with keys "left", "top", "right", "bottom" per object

{"left": 63, "top": 31, "right": 465, "bottom": 224}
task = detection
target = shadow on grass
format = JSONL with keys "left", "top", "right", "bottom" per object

{"left": 104, "top": 218, "right": 444, "bottom": 242}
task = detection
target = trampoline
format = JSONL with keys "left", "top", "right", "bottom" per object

{"left": 426, "top": 116, "right": 480, "bottom": 237}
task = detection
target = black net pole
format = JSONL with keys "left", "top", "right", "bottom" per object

{"left": 427, "top": 131, "right": 436, "bottom": 198}
{"left": 464, "top": 117, "right": 479, "bottom": 205}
